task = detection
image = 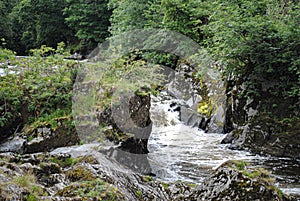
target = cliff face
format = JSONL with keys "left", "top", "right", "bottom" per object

{"left": 223, "top": 74, "right": 300, "bottom": 159}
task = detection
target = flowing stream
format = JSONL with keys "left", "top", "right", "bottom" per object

{"left": 147, "top": 93, "right": 300, "bottom": 195}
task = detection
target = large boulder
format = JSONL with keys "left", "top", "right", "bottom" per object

{"left": 180, "top": 106, "right": 209, "bottom": 130}
{"left": 0, "top": 137, "right": 26, "bottom": 153}
{"left": 23, "top": 118, "right": 80, "bottom": 154}
{"left": 98, "top": 94, "right": 152, "bottom": 154}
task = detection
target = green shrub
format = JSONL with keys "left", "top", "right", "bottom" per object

{"left": 0, "top": 43, "right": 79, "bottom": 135}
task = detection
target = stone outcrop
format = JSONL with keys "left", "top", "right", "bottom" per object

{"left": 24, "top": 122, "right": 80, "bottom": 154}
{"left": 0, "top": 146, "right": 196, "bottom": 201}
{"left": 223, "top": 75, "right": 300, "bottom": 159}
{"left": 0, "top": 118, "right": 80, "bottom": 154}
{"left": 192, "top": 160, "right": 294, "bottom": 201}
{"left": 97, "top": 94, "right": 152, "bottom": 154}
{"left": 163, "top": 61, "right": 223, "bottom": 132}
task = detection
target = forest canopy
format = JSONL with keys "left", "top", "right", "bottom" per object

{"left": 0, "top": 0, "right": 299, "bottom": 99}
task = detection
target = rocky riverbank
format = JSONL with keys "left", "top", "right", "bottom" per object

{"left": 222, "top": 75, "right": 300, "bottom": 160}
{"left": 0, "top": 144, "right": 298, "bottom": 201}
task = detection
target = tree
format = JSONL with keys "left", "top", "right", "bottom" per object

{"left": 202, "top": 0, "right": 300, "bottom": 97}
{"left": 108, "top": 0, "right": 149, "bottom": 35}
{"left": 64, "top": 0, "right": 111, "bottom": 52}
{"left": 0, "top": 0, "right": 19, "bottom": 46}
{"left": 9, "top": 0, "right": 74, "bottom": 54}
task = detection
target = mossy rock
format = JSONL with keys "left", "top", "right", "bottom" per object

{"left": 66, "top": 165, "right": 96, "bottom": 182}
{"left": 56, "top": 179, "right": 124, "bottom": 200}
{"left": 198, "top": 160, "right": 291, "bottom": 201}
{"left": 24, "top": 118, "right": 80, "bottom": 154}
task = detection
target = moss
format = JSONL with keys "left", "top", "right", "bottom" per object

{"left": 24, "top": 115, "right": 73, "bottom": 136}
{"left": 57, "top": 179, "right": 123, "bottom": 200}
{"left": 161, "top": 182, "right": 170, "bottom": 190}
{"left": 233, "top": 129, "right": 242, "bottom": 138}
{"left": 66, "top": 166, "right": 96, "bottom": 182}
{"left": 26, "top": 194, "right": 37, "bottom": 201}
{"left": 13, "top": 174, "right": 36, "bottom": 188}
{"left": 197, "top": 100, "right": 214, "bottom": 118}
{"left": 231, "top": 160, "right": 278, "bottom": 190}
{"left": 103, "top": 127, "right": 130, "bottom": 144}
{"left": 77, "top": 155, "right": 99, "bottom": 164}
{"left": 186, "top": 183, "right": 198, "bottom": 188}
{"left": 49, "top": 156, "right": 80, "bottom": 168}
{"left": 136, "top": 190, "right": 143, "bottom": 197}
{"left": 141, "top": 175, "right": 154, "bottom": 183}
{"left": 233, "top": 160, "right": 248, "bottom": 171}
{"left": 7, "top": 174, "right": 47, "bottom": 199}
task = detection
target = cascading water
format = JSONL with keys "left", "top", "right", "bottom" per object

{"left": 148, "top": 92, "right": 300, "bottom": 195}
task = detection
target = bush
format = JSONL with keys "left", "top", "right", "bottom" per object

{"left": 0, "top": 43, "right": 79, "bottom": 137}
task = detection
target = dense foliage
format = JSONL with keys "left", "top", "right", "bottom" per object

{"left": 64, "top": 0, "right": 111, "bottom": 54}
{"left": 0, "top": 0, "right": 299, "bottom": 136}
{"left": 8, "top": 0, "right": 75, "bottom": 54}
{"left": 203, "top": 1, "right": 300, "bottom": 99}
{"left": 0, "top": 0, "right": 111, "bottom": 54}
{"left": 0, "top": 43, "right": 78, "bottom": 136}
{"left": 107, "top": 0, "right": 299, "bottom": 119}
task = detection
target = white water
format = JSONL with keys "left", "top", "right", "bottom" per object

{"left": 148, "top": 93, "right": 300, "bottom": 195}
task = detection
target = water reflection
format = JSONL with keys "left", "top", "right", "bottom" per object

{"left": 101, "top": 146, "right": 153, "bottom": 175}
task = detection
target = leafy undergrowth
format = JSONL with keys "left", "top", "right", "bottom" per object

{"left": 0, "top": 43, "right": 79, "bottom": 140}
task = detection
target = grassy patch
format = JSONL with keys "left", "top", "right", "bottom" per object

{"left": 49, "top": 156, "right": 80, "bottom": 168}
{"left": 57, "top": 179, "right": 123, "bottom": 200}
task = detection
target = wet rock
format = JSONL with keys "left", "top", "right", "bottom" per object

{"left": 221, "top": 132, "right": 235, "bottom": 144}
{"left": 207, "top": 105, "right": 226, "bottom": 133}
{"left": 231, "top": 118, "right": 300, "bottom": 159}
{"left": 180, "top": 106, "right": 209, "bottom": 129}
{"left": 119, "top": 137, "right": 149, "bottom": 154}
{"left": 102, "top": 146, "right": 152, "bottom": 175}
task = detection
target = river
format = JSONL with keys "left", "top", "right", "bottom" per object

{"left": 148, "top": 93, "right": 300, "bottom": 195}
